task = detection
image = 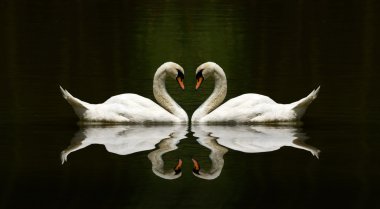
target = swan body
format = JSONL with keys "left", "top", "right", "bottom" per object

{"left": 60, "top": 62, "right": 188, "bottom": 124}
{"left": 195, "top": 125, "right": 320, "bottom": 158}
{"left": 191, "top": 62, "right": 320, "bottom": 124}
{"left": 191, "top": 125, "right": 319, "bottom": 180}
{"left": 61, "top": 125, "right": 180, "bottom": 162}
{"left": 61, "top": 125, "right": 187, "bottom": 179}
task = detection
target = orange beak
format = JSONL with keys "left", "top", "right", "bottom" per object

{"left": 176, "top": 77, "right": 185, "bottom": 90}
{"left": 192, "top": 158, "right": 200, "bottom": 171}
{"left": 174, "top": 159, "right": 183, "bottom": 171}
{"left": 195, "top": 77, "right": 204, "bottom": 90}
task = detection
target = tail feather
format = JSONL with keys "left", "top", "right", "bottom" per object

{"left": 59, "top": 86, "right": 90, "bottom": 118}
{"left": 290, "top": 86, "right": 320, "bottom": 118}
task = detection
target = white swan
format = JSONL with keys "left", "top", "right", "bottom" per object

{"left": 60, "top": 62, "right": 188, "bottom": 124}
{"left": 61, "top": 125, "right": 187, "bottom": 179}
{"left": 60, "top": 125, "right": 182, "bottom": 163}
{"left": 191, "top": 125, "right": 319, "bottom": 180}
{"left": 191, "top": 62, "right": 320, "bottom": 124}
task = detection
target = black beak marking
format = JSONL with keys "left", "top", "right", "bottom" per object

{"left": 177, "top": 69, "right": 184, "bottom": 81}
{"left": 174, "top": 168, "right": 182, "bottom": 175}
{"left": 196, "top": 70, "right": 203, "bottom": 80}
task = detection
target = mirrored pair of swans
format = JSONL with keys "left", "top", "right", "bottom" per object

{"left": 60, "top": 62, "right": 320, "bottom": 124}
{"left": 61, "top": 125, "right": 320, "bottom": 180}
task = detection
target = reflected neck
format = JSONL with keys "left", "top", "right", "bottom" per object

{"left": 196, "top": 135, "right": 227, "bottom": 180}
{"left": 147, "top": 137, "right": 181, "bottom": 180}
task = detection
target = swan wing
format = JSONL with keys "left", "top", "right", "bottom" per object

{"left": 200, "top": 94, "right": 278, "bottom": 123}
{"left": 85, "top": 94, "right": 182, "bottom": 123}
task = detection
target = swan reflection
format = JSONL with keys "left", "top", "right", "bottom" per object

{"left": 192, "top": 125, "right": 320, "bottom": 180}
{"left": 61, "top": 125, "right": 187, "bottom": 179}
{"left": 192, "top": 126, "right": 228, "bottom": 180}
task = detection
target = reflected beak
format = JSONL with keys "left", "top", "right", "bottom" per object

{"left": 192, "top": 158, "right": 200, "bottom": 175}
{"left": 195, "top": 77, "right": 204, "bottom": 90}
{"left": 174, "top": 159, "right": 183, "bottom": 175}
{"left": 176, "top": 77, "right": 185, "bottom": 90}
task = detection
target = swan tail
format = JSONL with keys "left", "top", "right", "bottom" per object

{"left": 290, "top": 86, "right": 320, "bottom": 119}
{"left": 61, "top": 150, "right": 69, "bottom": 165}
{"left": 59, "top": 86, "right": 91, "bottom": 118}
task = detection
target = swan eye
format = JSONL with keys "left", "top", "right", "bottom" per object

{"left": 196, "top": 70, "right": 203, "bottom": 79}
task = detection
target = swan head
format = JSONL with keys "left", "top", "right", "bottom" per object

{"left": 161, "top": 62, "right": 185, "bottom": 90}
{"left": 195, "top": 62, "right": 224, "bottom": 89}
{"left": 191, "top": 158, "right": 222, "bottom": 180}
{"left": 151, "top": 158, "right": 183, "bottom": 180}
{"left": 174, "top": 158, "right": 183, "bottom": 175}
{"left": 192, "top": 158, "right": 201, "bottom": 175}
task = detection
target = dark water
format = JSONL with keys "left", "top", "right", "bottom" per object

{"left": 1, "top": 0, "right": 380, "bottom": 209}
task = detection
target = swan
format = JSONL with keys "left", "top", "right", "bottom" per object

{"left": 60, "top": 62, "right": 188, "bottom": 124}
{"left": 191, "top": 62, "right": 320, "bottom": 124}
{"left": 191, "top": 124, "right": 319, "bottom": 180}
{"left": 61, "top": 125, "right": 187, "bottom": 179}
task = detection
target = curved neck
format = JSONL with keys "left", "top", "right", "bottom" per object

{"left": 196, "top": 136, "right": 228, "bottom": 180}
{"left": 147, "top": 136, "right": 181, "bottom": 180}
{"left": 192, "top": 67, "right": 227, "bottom": 122}
{"left": 153, "top": 68, "right": 188, "bottom": 122}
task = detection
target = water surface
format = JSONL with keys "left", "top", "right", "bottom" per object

{"left": 1, "top": 0, "right": 379, "bottom": 209}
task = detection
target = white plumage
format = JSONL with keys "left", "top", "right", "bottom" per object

{"left": 195, "top": 125, "right": 320, "bottom": 158}
{"left": 60, "top": 62, "right": 188, "bottom": 124}
{"left": 61, "top": 125, "right": 187, "bottom": 179}
{"left": 191, "top": 62, "right": 320, "bottom": 124}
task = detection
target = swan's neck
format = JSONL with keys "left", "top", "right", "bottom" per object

{"left": 192, "top": 69, "right": 227, "bottom": 122}
{"left": 153, "top": 70, "right": 188, "bottom": 122}
{"left": 197, "top": 136, "right": 227, "bottom": 180}
{"left": 147, "top": 137, "right": 180, "bottom": 180}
